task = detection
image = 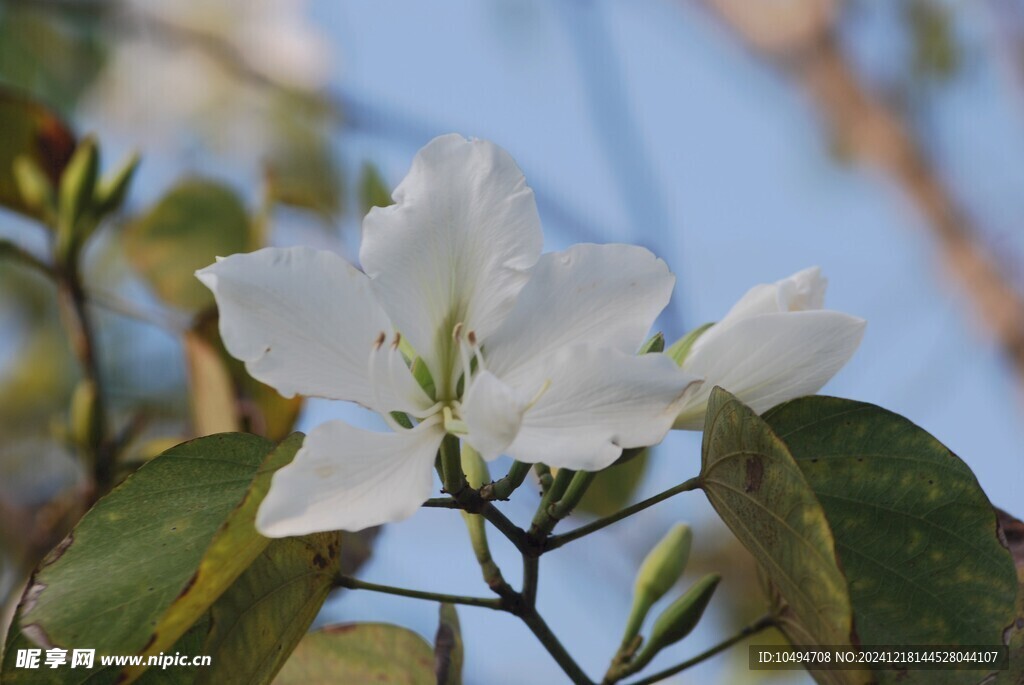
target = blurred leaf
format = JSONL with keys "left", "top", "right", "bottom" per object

{"left": 359, "top": 162, "right": 392, "bottom": 215}
{"left": 193, "top": 532, "right": 342, "bottom": 685}
{"left": 264, "top": 106, "right": 342, "bottom": 219}
{"left": 0, "top": 5, "right": 107, "bottom": 112}
{"left": 0, "top": 88, "right": 75, "bottom": 218}
{"left": 765, "top": 397, "right": 1019, "bottom": 684}
{"left": 125, "top": 179, "right": 250, "bottom": 311}
{"left": 191, "top": 313, "right": 303, "bottom": 442}
{"left": 434, "top": 604, "right": 463, "bottom": 685}
{"left": 16, "top": 433, "right": 274, "bottom": 657}
{"left": 700, "top": 388, "right": 863, "bottom": 685}
{"left": 577, "top": 449, "right": 648, "bottom": 517}
{"left": 274, "top": 623, "right": 435, "bottom": 685}
{"left": 182, "top": 329, "right": 240, "bottom": 436}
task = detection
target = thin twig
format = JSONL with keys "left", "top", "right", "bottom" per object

{"left": 334, "top": 575, "right": 503, "bottom": 611}
{"left": 546, "top": 477, "right": 702, "bottom": 552}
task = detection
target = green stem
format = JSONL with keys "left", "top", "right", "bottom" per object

{"left": 56, "top": 266, "right": 112, "bottom": 496}
{"left": 614, "top": 614, "right": 775, "bottom": 685}
{"left": 517, "top": 604, "right": 595, "bottom": 685}
{"left": 334, "top": 575, "right": 503, "bottom": 610}
{"left": 522, "top": 553, "right": 539, "bottom": 606}
{"left": 548, "top": 471, "right": 597, "bottom": 521}
{"left": 440, "top": 433, "right": 467, "bottom": 496}
{"left": 423, "top": 496, "right": 460, "bottom": 508}
{"left": 530, "top": 468, "right": 574, "bottom": 536}
{"left": 546, "top": 477, "right": 702, "bottom": 552}
{"left": 478, "top": 501, "right": 534, "bottom": 556}
{"left": 480, "top": 460, "right": 532, "bottom": 500}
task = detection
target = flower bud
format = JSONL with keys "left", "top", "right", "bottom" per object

{"left": 620, "top": 523, "right": 693, "bottom": 646}
{"left": 56, "top": 137, "right": 99, "bottom": 266}
{"left": 460, "top": 443, "right": 490, "bottom": 489}
{"left": 638, "top": 331, "right": 665, "bottom": 355}
{"left": 69, "top": 379, "right": 103, "bottom": 451}
{"left": 12, "top": 155, "right": 55, "bottom": 216}
{"left": 631, "top": 573, "right": 721, "bottom": 670}
{"left": 666, "top": 322, "right": 713, "bottom": 366}
{"left": 94, "top": 152, "right": 139, "bottom": 217}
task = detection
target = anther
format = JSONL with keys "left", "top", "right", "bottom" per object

{"left": 391, "top": 332, "right": 402, "bottom": 350}
{"left": 452, "top": 322, "right": 464, "bottom": 342}
{"left": 373, "top": 331, "right": 386, "bottom": 349}
{"left": 467, "top": 330, "right": 477, "bottom": 346}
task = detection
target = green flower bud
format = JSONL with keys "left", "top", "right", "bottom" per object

{"left": 631, "top": 573, "right": 721, "bottom": 671}
{"left": 12, "top": 155, "right": 55, "bottom": 216}
{"left": 69, "top": 379, "right": 103, "bottom": 451}
{"left": 638, "top": 331, "right": 665, "bottom": 355}
{"left": 666, "top": 322, "right": 714, "bottom": 366}
{"left": 94, "top": 151, "right": 139, "bottom": 217}
{"left": 56, "top": 137, "right": 100, "bottom": 266}
{"left": 620, "top": 523, "right": 693, "bottom": 647}
{"left": 460, "top": 443, "right": 490, "bottom": 489}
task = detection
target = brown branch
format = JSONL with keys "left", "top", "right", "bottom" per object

{"left": 701, "top": 0, "right": 1024, "bottom": 383}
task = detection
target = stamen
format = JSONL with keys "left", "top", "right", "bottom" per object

{"left": 524, "top": 379, "right": 552, "bottom": 412}
{"left": 443, "top": 406, "right": 469, "bottom": 435}
{"left": 391, "top": 331, "right": 402, "bottom": 350}
{"left": 406, "top": 400, "right": 446, "bottom": 420}
{"left": 368, "top": 331, "right": 405, "bottom": 432}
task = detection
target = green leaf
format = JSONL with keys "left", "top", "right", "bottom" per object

{"left": 193, "top": 532, "right": 342, "bottom": 685}
{"left": 274, "top": 623, "right": 435, "bottom": 685}
{"left": 358, "top": 162, "right": 392, "bottom": 215}
{"left": 764, "top": 397, "right": 1019, "bottom": 684}
{"left": 15, "top": 433, "right": 275, "bottom": 658}
{"left": 577, "top": 449, "right": 649, "bottom": 517}
{"left": 125, "top": 180, "right": 250, "bottom": 311}
{"left": 700, "top": 387, "right": 863, "bottom": 685}
{"left": 434, "top": 604, "right": 463, "bottom": 685}
{"left": 136, "top": 434, "right": 304, "bottom": 668}
{"left": 992, "top": 508, "right": 1024, "bottom": 684}
{"left": 1, "top": 615, "right": 209, "bottom": 685}
{"left": 0, "top": 88, "right": 75, "bottom": 218}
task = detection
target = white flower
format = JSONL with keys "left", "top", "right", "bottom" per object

{"left": 671, "top": 267, "right": 865, "bottom": 429}
{"left": 197, "top": 135, "right": 700, "bottom": 536}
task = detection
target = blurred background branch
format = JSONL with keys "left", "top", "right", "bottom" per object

{"left": 700, "top": 0, "right": 1024, "bottom": 384}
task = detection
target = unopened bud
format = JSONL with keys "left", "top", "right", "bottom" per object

{"left": 460, "top": 444, "right": 490, "bottom": 489}
{"left": 56, "top": 137, "right": 99, "bottom": 265}
{"left": 638, "top": 331, "right": 665, "bottom": 355}
{"left": 631, "top": 573, "right": 721, "bottom": 671}
{"left": 69, "top": 379, "right": 103, "bottom": 451}
{"left": 13, "top": 155, "right": 55, "bottom": 215}
{"left": 666, "top": 322, "right": 714, "bottom": 366}
{"left": 620, "top": 524, "right": 693, "bottom": 646}
{"left": 94, "top": 152, "right": 139, "bottom": 217}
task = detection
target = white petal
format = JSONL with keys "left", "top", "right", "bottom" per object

{"left": 720, "top": 266, "right": 827, "bottom": 322}
{"left": 506, "top": 346, "right": 702, "bottom": 471}
{"left": 255, "top": 420, "right": 445, "bottom": 536}
{"left": 360, "top": 135, "right": 542, "bottom": 395}
{"left": 196, "top": 246, "right": 431, "bottom": 414}
{"left": 485, "top": 244, "right": 675, "bottom": 384}
{"left": 673, "top": 311, "right": 866, "bottom": 429}
{"left": 461, "top": 371, "right": 528, "bottom": 461}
